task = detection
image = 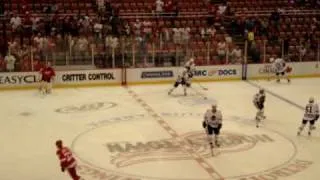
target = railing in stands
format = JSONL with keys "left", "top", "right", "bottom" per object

{"left": 0, "top": 33, "right": 319, "bottom": 72}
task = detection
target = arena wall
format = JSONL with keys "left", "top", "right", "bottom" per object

{"left": 0, "top": 62, "right": 319, "bottom": 90}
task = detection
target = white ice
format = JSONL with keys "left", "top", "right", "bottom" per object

{"left": 0, "top": 78, "right": 319, "bottom": 180}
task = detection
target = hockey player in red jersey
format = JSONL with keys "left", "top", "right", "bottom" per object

{"left": 55, "top": 140, "right": 81, "bottom": 180}
{"left": 39, "top": 61, "right": 55, "bottom": 94}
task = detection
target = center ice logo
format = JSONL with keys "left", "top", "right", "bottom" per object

{"left": 105, "top": 131, "right": 273, "bottom": 168}
{"left": 72, "top": 113, "right": 309, "bottom": 180}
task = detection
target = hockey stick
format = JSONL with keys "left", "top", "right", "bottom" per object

{"left": 190, "top": 87, "right": 208, "bottom": 99}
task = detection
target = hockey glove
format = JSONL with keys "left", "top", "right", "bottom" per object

{"left": 202, "top": 121, "right": 207, "bottom": 128}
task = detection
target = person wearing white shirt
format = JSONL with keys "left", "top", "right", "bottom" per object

{"left": 230, "top": 46, "right": 242, "bottom": 64}
{"left": 156, "top": 0, "right": 164, "bottom": 14}
{"left": 217, "top": 40, "right": 227, "bottom": 62}
{"left": 217, "top": 4, "right": 227, "bottom": 15}
{"left": 10, "top": 15, "right": 22, "bottom": 31}
{"left": 77, "top": 36, "right": 89, "bottom": 61}
{"left": 4, "top": 53, "right": 16, "bottom": 72}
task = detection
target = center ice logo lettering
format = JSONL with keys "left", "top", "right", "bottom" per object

{"left": 105, "top": 131, "right": 273, "bottom": 168}
{"left": 55, "top": 102, "right": 117, "bottom": 113}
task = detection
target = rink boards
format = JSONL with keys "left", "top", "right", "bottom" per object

{"left": 0, "top": 62, "right": 319, "bottom": 89}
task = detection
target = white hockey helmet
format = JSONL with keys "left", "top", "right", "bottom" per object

{"left": 309, "top": 97, "right": 315, "bottom": 103}
{"left": 211, "top": 104, "right": 217, "bottom": 111}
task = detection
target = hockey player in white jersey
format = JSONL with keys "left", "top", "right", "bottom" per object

{"left": 253, "top": 88, "right": 266, "bottom": 128}
{"left": 168, "top": 70, "right": 191, "bottom": 96}
{"left": 297, "top": 97, "right": 319, "bottom": 136}
{"left": 184, "top": 58, "right": 195, "bottom": 78}
{"left": 202, "top": 104, "right": 223, "bottom": 148}
{"left": 273, "top": 57, "right": 290, "bottom": 83}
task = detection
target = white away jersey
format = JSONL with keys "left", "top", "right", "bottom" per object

{"left": 176, "top": 71, "right": 191, "bottom": 84}
{"left": 303, "top": 103, "right": 319, "bottom": 121}
{"left": 273, "top": 58, "right": 286, "bottom": 73}
{"left": 184, "top": 60, "right": 195, "bottom": 71}
{"left": 204, "top": 109, "right": 222, "bottom": 128}
{"left": 253, "top": 93, "right": 265, "bottom": 104}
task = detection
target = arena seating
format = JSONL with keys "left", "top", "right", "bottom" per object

{"left": 0, "top": 0, "right": 319, "bottom": 71}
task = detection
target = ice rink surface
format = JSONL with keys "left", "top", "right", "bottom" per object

{"left": 0, "top": 78, "right": 320, "bottom": 180}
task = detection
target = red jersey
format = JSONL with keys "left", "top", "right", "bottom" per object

{"left": 56, "top": 147, "right": 77, "bottom": 169}
{"left": 40, "top": 67, "right": 55, "bottom": 82}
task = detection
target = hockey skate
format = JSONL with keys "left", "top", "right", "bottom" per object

{"left": 209, "top": 142, "right": 213, "bottom": 149}
{"left": 215, "top": 141, "right": 220, "bottom": 147}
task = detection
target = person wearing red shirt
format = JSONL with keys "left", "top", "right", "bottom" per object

{"left": 55, "top": 140, "right": 81, "bottom": 180}
{"left": 39, "top": 61, "right": 55, "bottom": 94}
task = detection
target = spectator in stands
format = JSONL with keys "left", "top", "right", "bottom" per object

{"left": 230, "top": 45, "right": 242, "bottom": 64}
{"left": 259, "top": 18, "right": 268, "bottom": 36}
{"left": 8, "top": 38, "right": 21, "bottom": 58}
{"left": 4, "top": 52, "right": 16, "bottom": 72}
{"left": 269, "top": 9, "right": 281, "bottom": 29}
{"left": 31, "top": 15, "right": 40, "bottom": 36}
{"left": 77, "top": 36, "right": 89, "bottom": 62}
{"left": 165, "top": 0, "right": 173, "bottom": 13}
{"left": 105, "top": 0, "right": 113, "bottom": 14}
{"left": 217, "top": 3, "right": 227, "bottom": 15}
{"left": 106, "top": 36, "right": 119, "bottom": 49}
{"left": 142, "top": 19, "right": 152, "bottom": 41}
{"left": 55, "top": 34, "right": 66, "bottom": 52}
{"left": 0, "top": 54, "right": 4, "bottom": 72}
{"left": 217, "top": 39, "right": 227, "bottom": 63}
{"left": 181, "top": 28, "right": 190, "bottom": 46}
{"left": 247, "top": 31, "right": 254, "bottom": 48}
{"left": 79, "top": 15, "right": 92, "bottom": 35}
{"left": 201, "top": 27, "right": 216, "bottom": 41}
{"left": 283, "top": 35, "right": 289, "bottom": 56}
{"left": 249, "top": 42, "right": 261, "bottom": 63}
{"left": 124, "top": 22, "right": 131, "bottom": 37}
{"left": 173, "top": 28, "right": 181, "bottom": 45}
{"left": 33, "top": 33, "right": 48, "bottom": 60}
{"left": 23, "top": 12, "right": 33, "bottom": 42}
{"left": 230, "top": 17, "right": 238, "bottom": 35}
{"left": 97, "top": 0, "right": 105, "bottom": 15}
{"left": 155, "top": 0, "right": 164, "bottom": 15}
{"left": 17, "top": 45, "right": 29, "bottom": 62}
{"left": 172, "top": 0, "right": 179, "bottom": 16}
{"left": 299, "top": 43, "right": 307, "bottom": 60}
{"left": 70, "top": 16, "right": 79, "bottom": 37}
{"left": 10, "top": 14, "right": 22, "bottom": 36}
{"left": 134, "top": 19, "right": 142, "bottom": 36}
{"left": 93, "top": 19, "right": 103, "bottom": 40}
{"left": 162, "top": 28, "right": 170, "bottom": 42}
{"left": 311, "top": 17, "right": 318, "bottom": 32}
